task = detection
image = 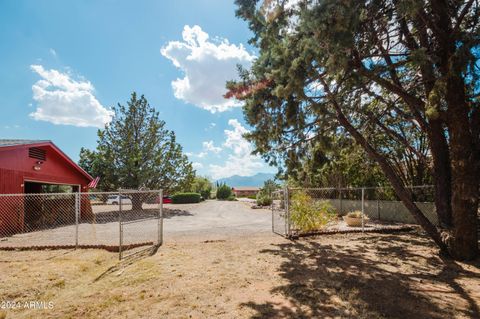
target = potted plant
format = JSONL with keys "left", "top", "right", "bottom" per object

{"left": 343, "top": 210, "right": 368, "bottom": 227}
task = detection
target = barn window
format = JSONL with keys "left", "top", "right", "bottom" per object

{"left": 28, "top": 147, "right": 46, "bottom": 161}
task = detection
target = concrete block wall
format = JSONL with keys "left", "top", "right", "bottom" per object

{"left": 326, "top": 199, "right": 438, "bottom": 226}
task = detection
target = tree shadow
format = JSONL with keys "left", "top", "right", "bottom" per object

{"left": 242, "top": 233, "right": 480, "bottom": 318}
{"left": 162, "top": 208, "right": 194, "bottom": 219}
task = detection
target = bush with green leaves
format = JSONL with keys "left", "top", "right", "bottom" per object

{"left": 216, "top": 183, "right": 232, "bottom": 200}
{"left": 255, "top": 179, "right": 278, "bottom": 206}
{"left": 227, "top": 194, "right": 237, "bottom": 201}
{"left": 171, "top": 192, "right": 201, "bottom": 204}
{"left": 290, "top": 191, "right": 336, "bottom": 233}
{"left": 256, "top": 195, "right": 272, "bottom": 206}
{"left": 188, "top": 176, "right": 212, "bottom": 200}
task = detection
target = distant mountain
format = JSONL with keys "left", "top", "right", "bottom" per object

{"left": 216, "top": 173, "right": 276, "bottom": 187}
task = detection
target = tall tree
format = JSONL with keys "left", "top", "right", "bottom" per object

{"left": 80, "top": 92, "right": 195, "bottom": 209}
{"left": 231, "top": 0, "right": 479, "bottom": 259}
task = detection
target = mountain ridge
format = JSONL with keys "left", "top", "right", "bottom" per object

{"left": 216, "top": 172, "right": 275, "bottom": 187}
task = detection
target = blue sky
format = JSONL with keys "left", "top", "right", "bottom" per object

{"left": 0, "top": 0, "right": 275, "bottom": 179}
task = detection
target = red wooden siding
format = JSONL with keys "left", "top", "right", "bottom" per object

{"left": 0, "top": 142, "right": 93, "bottom": 236}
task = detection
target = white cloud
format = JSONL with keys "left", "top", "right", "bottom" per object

{"left": 186, "top": 140, "right": 222, "bottom": 159}
{"left": 161, "top": 25, "right": 254, "bottom": 113}
{"left": 30, "top": 65, "right": 113, "bottom": 128}
{"left": 209, "top": 119, "right": 268, "bottom": 179}
{"left": 202, "top": 140, "right": 222, "bottom": 154}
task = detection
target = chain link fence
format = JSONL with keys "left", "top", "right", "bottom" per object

{"left": 272, "top": 189, "right": 288, "bottom": 236}
{"left": 272, "top": 186, "right": 436, "bottom": 237}
{"left": 0, "top": 190, "right": 163, "bottom": 259}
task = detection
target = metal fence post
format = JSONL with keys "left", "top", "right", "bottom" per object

{"left": 118, "top": 192, "right": 123, "bottom": 260}
{"left": 75, "top": 192, "right": 79, "bottom": 249}
{"left": 158, "top": 189, "right": 163, "bottom": 246}
{"left": 271, "top": 192, "right": 274, "bottom": 233}
{"left": 285, "top": 187, "right": 290, "bottom": 237}
{"left": 339, "top": 189, "right": 343, "bottom": 214}
{"left": 361, "top": 187, "right": 365, "bottom": 232}
{"left": 377, "top": 198, "right": 380, "bottom": 220}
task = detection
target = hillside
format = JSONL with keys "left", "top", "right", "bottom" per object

{"left": 216, "top": 173, "right": 275, "bottom": 187}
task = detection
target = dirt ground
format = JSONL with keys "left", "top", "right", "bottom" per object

{"left": 0, "top": 229, "right": 479, "bottom": 319}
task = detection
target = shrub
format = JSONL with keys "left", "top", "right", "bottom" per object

{"left": 227, "top": 194, "right": 237, "bottom": 201}
{"left": 216, "top": 184, "right": 232, "bottom": 200}
{"left": 187, "top": 176, "right": 212, "bottom": 200}
{"left": 199, "top": 189, "right": 211, "bottom": 200}
{"left": 290, "top": 191, "right": 336, "bottom": 232}
{"left": 171, "top": 192, "right": 201, "bottom": 204}
{"left": 255, "top": 179, "right": 278, "bottom": 206}
{"left": 256, "top": 195, "right": 272, "bottom": 206}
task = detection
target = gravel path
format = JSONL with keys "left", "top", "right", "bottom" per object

{"left": 163, "top": 200, "right": 272, "bottom": 241}
{"left": 0, "top": 200, "right": 273, "bottom": 248}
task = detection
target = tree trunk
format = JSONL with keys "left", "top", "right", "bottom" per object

{"left": 446, "top": 75, "right": 479, "bottom": 260}
{"left": 131, "top": 194, "right": 144, "bottom": 211}
{"left": 427, "top": 120, "right": 453, "bottom": 227}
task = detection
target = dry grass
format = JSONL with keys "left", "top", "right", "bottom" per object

{"left": 0, "top": 231, "right": 479, "bottom": 318}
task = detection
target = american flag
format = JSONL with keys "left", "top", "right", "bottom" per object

{"left": 88, "top": 176, "right": 100, "bottom": 188}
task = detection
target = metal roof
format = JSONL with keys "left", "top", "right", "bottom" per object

{"left": 0, "top": 139, "right": 51, "bottom": 147}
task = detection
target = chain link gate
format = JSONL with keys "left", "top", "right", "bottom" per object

{"left": 118, "top": 190, "right": 164, "bottom": 259}
{"left": 271, "top": 188, "right": 290, "bottom": 237}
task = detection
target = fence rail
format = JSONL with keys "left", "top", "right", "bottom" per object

{"left": 272, "top": 186, "right": 436, "bottom": 238}
{"left": 0, "top": 190, "right": 163, "bottom": 259}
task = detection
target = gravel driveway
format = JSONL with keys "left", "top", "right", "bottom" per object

{"left": 163, "top": 200, "right": 272, "bottom": 240}
{"left": 0, "top": 200, "right": 273, "bottom": 248}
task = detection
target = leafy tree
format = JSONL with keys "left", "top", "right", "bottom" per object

{"left": 280, "top": 134, "right": 388, "bottom": 188}
{"left": 261, "top": 179, "right": 279, "bottom": 195}
{"left": 79, "top": 92, "right": 195, "bottom": 209}
{"left": 256, "top": 179, "right": 279, "bottom": 206}
{"left": 216, "top": 183, "right": 233, "bottom": 200}
{"left": 294, "top": 135, "right": 430, "bottom": 188}
{"left": 188, "top": 176, "right": 213, "bottom": 199}
{"left": 232, "top": 0, "right": 479, "bottom": 259}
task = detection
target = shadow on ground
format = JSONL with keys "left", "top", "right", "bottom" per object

{"left": 242, "top": 232, "right": 480, "bottom": 319}
{"left": 162, "top": 208, "right": 194, "bottom": 219}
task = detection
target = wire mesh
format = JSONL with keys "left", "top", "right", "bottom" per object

{"left": 273, "top": 186, "right": 436, "bottom": 237}
{"left": 271, "top": 189, "right": 287, "bottom": 236}
{"left": 0, "top": 190, "right": 163, "bottom": 259}
{"left": 118, "top": 190, "right": 163, "bottom": 259}
{"left": 0, "top": 192, "right": 78, "bottom": 246}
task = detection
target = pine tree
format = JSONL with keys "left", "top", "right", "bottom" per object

{"left": 232, "top": 0, "right": 479, "bottom": 260}
{"left": 80, "top": 92, "right": 195, "bottom": 209}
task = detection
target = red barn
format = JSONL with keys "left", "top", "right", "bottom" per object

{"left": 0, "top": 140, "right": 93, "bottom": 236}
